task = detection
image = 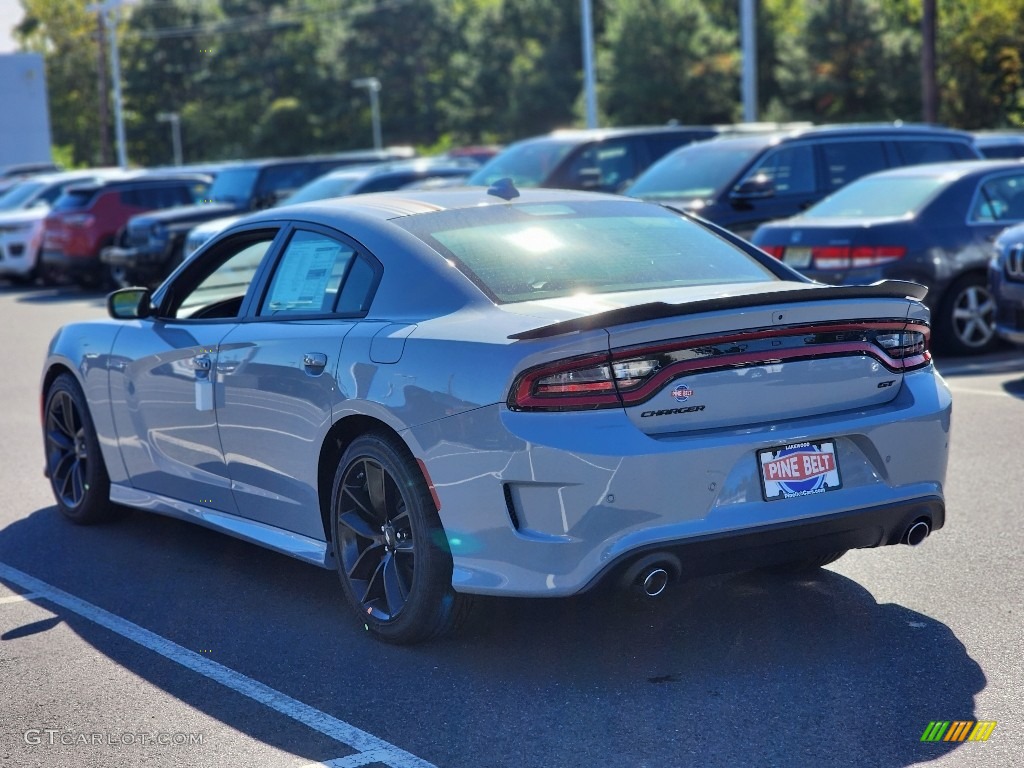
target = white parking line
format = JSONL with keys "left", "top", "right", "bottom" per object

{"left": 303, "top": 749, "right": 395, "bottom": 767}
{"left": 0, "top": 593, "right": 41, "bottom": 604}
{"left": 0, "top": 562, "right": 436, "bottom": 768}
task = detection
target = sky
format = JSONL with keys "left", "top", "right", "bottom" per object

{"left": 0, "top": 0, "right": 22, "bottom": 53}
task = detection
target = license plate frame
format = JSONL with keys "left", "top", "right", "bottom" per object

{"left": 758, "top": 439, "right": 842, "bottom": 501}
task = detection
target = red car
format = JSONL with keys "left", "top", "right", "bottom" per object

{"left": 41, "top": 174, "right": 210, "bottom": 288}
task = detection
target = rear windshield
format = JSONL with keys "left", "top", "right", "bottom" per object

{"left": 0, "top": 180, "right": 45, "bottom": 211}
{"left": 52, "top": 188, "right": 99, "bottom": 211}
{"left": 467, "top": 139, "right": 579, "bottom": 188}
{"left": 398, "top": 200, "right": 776, "bottom": 304}
{"left": 627, "top": 142, "right": 763, "bottom": 200}
{"left": 803, "top": 175, "right": 948, "bottom": 219}
{"left": 208, "top": 168, "right": 260, "bottom": 205}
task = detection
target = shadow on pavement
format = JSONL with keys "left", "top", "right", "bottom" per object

{"left": 0, "top": 505, "right": 987, "bottom": 768}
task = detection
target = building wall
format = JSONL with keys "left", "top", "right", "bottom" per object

{"left": 0, "top": 53, "right": 53, "bottom": 169}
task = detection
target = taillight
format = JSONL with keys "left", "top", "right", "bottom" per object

{"left": 760, "top": 245, "right": 784, "bottom": 259}
{"left": 510, "top": 321, "right": 931, "bottom": 412}
{"left": 813, "top": 245, "right": 906, "bottom": 269}
{"left": 874, "top": 330, "right": 928, "bottom": 361}
{"left": 511, "top": 354, "right": 661, "bottom": 410}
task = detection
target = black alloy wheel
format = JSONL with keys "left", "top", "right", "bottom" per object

{"left": 331, "top": 433, "right": 469, "bottom": 643}
{"left": 44, "top": 373, "right": 113, "bottom": 523}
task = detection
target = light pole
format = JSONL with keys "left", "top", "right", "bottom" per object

{"left": 88, "top": 0, "right": 138, "bottom": 168}
{"left": 158, "top": 112, "right": 183, "bottom": 166}
{"left": 351, "top": 77, "right": 382, "bottom": 151}
{"left": 580, "top": 0, "right": 598, "bottom": 128}
{"left": 740, "top": 0, "right": 758, "bottom": 122}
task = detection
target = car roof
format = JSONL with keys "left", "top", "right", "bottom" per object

{"left": 242, "top": 186, "right": 629, "bottom": 225}
{"left": 63, "top": 173, "right": 212, "bottom": 194}
{"left": 515, "top": 125, "right": 720, "bottom": 146}
{"left": 972, "top": 131, "right": 1024, "bottom": 146}
{"left": 319, "top": 158, "right": 477, "bottom": 181}
{"left": 212, "top": 149, "right": 418, "bottom": 172}
{"left": 850, "top": 158, "right": 1024, "bottom": 182}
{"left": 694, "top": 122, "right": 976, "bottom": 151}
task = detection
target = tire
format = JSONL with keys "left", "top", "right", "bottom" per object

{"left": 935, "top": 273, "right": 998, "bottom": 356}
{"left": 764, "top": 550, "right": 847, "bottom": 574}
{"left": 43, "top": 373, "right": 115, "bottom": 524}
{"left": 330, "top": 433, "right": 470, "bottom": 644}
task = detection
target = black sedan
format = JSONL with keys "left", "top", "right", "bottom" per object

{"left": 751, "top": 160, "right": 1024, "bottom": 355}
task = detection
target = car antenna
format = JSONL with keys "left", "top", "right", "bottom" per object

{"left": 487, "top": 178, "right": 520, "bottom": 201}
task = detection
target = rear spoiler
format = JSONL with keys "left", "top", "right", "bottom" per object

{"left": 508, "top": 280, "right": 928, "bottom": 340}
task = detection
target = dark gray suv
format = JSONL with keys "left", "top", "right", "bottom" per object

{"left": 627, "top": 124, "right": 982, "bottom": 237}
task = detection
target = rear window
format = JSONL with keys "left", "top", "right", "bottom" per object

{"left": 893, "top": 139, "right": 974, "bottom": 164}
{"left": 52, "top": 188, "right": 99, "bottom": 211}
{"left": 467, "top": 139, "right": 579, "bottom": 188}
{"left": 803, "top": 175, "right": 948, "bottom": 219}
{"left": 398, "top": 200, "right": 776, "bottom": 304}
{"left": 0, "top": 180, "right": 45, "bottom": 210}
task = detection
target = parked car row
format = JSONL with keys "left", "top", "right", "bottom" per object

{"left": 1, "top": 148, "right": 419, "bottom": 290}
{"left": 751, "top": 159, "right": 1024, "bottom": 355}
{"left": 99, "top": 150, "right": 420, "bottom": 287}
{"left": 5, "top": 125, "right": 1024, "bottom": 357}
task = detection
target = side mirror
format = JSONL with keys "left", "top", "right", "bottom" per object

{"left": 108, "top": 287, "right": 154, "bottom": 319}
{"left": 730, "top": 174, "right": 776, "bottom": 200}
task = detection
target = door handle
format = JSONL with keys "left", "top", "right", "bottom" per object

{"left": 303, "top": 352, "right": 328, "bottom": 371}
{"left": 192, "top": 354, "right": 212, "bottom": 372}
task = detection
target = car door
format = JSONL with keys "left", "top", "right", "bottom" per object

{"left": 215, "top": 225, "right": 382, "bottom": 538}
{"left": 728, "top": 142, "right": 819, "bottom": 237}
{"left": 108, "top": 227, "right": 282, "bottom": 513}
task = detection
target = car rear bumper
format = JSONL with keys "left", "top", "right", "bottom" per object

{"left": 409, "top": 367, "right": 952, "bottom": 597}
{"left": 585, "top": 494, "right": 944, "bottom": 593}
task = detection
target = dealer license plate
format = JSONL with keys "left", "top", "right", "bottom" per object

{"left": 758, "top": 439, "right": 842, "bottom": 501}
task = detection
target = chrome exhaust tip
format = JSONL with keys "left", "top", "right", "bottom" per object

{"left": 904, "top": 520, "right": 930, "bottom": 547}
{"left": 642, "top": 568, "right": 669, "bottom": 597}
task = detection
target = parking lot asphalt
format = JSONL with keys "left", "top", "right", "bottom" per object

{"left": 1, "top": 284, "right": 1020, "bottom": 768}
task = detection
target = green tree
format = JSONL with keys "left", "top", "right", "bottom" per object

{"left": 600, "top": 0, "right": 740, "bottom": 126}
{"left": 16, "top": 0, "right": 104, "bottom": 166}
{"left": 771, "top": 0, "right": 920, "bottom": 123}
{"left": 938, "top": 0, "right": 1024, "bottom": 128}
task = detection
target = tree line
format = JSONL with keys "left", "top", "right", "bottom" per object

{"left": 14, "top": 0, "right": 1024, "bottom": 169}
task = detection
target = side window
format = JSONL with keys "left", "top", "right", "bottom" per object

{"left": 746, "top": 144, "right": 816, "bottom": 195}
{"left": 255, "top": 164, "right": 316, "bottom": 197}
{"left": 969, "top": 173, "right": 1024, "bottom": 223}
{"left": 357, "top": 174, "right": 414, "bottom": 194}
{"left": 893, "top": 140, "right": 965, "bottom": 165}
{"left": 644, "top": 134, "right": 701, "bottom": 163}
{"left": 820, "top": 141, "right": 887, "bottom": 191}
{"left": 565, "top": 139, "right": 637, "bottom": 191}
{"left": 119, "top": 188, "right": 142, "bottom": 207}
{"left": 168, "top": 231, "right": 277, "bottom": 319}
{"left": 258, "top": 230, "right": 357, "bottom": 316}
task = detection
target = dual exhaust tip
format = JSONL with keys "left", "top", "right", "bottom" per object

{"left": 623, "top": 517, "right": 932, "bottom": 597}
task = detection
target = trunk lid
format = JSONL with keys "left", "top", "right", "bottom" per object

{"left": 509, "top": 281, "right": 930, "bottom": 435}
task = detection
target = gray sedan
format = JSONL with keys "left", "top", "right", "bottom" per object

{"left": 41, "top": 186, "right": 952, "bottom": 643}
